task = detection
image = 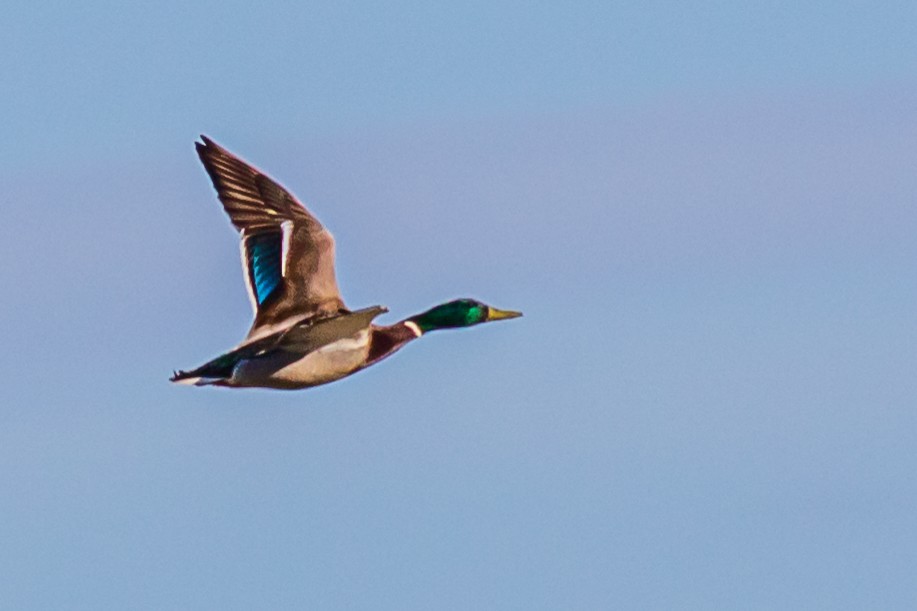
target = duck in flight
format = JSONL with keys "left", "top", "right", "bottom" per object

{"left": 171, "top": 136, "right": 522, "bottom": 389}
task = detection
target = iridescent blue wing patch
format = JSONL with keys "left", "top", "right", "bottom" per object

{"left": 243, "top": 229, "right": 284, "bottom": 307}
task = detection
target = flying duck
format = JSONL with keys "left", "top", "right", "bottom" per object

{"left": 171, "top": 136, "right": 521, "bottom": 389}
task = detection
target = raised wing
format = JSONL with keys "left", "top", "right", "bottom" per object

{"left": 195, "top": 136, "right": 346, "bottom": 340}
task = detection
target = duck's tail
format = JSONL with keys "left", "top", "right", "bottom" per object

{"left": 170, "top": 350, "right": 242, "bottom": 386}
{"left": 169, "top": 371, "right": 231, "bottom": 386}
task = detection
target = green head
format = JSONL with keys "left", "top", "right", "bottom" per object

{"left": 409, "top": 299, "right": 522, "bottom": 333}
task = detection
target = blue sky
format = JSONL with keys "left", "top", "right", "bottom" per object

{"left": 3, "top": 2, "right": 917, "bottom": 609}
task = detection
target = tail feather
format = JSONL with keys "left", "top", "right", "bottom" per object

{"left": 171, "top": 329, "right": 277, "bottom": 387}
{"left": 170, "top": 370, "right": 221, "bottom": 385}
{"left": 170, "top": 351, "right": 241, "bottom": 385}
{"left": 170, "top": 373, "right": 229, "bottom": 386}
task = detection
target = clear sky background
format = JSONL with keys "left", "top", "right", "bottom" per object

{"left": 3, "top": 2, "right": 917, "bottom": 609}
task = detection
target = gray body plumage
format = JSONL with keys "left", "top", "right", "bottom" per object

{"left": 229, "top": 328, "right": 372, "bottom": 389}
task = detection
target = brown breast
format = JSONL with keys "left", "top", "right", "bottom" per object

{"left": 364, "top": 323, "right": 421, "bottom": 369}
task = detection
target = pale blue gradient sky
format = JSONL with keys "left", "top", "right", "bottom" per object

{"left": 3, "top": 2, "right": 917, "bottom": 609}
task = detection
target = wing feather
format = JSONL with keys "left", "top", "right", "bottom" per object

{"left": 195, "top": 136, "right": 346, "bottom": 340}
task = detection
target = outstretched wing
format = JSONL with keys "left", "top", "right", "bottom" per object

{"left": 195, "top": 136, "right": 346, "bottom": 340}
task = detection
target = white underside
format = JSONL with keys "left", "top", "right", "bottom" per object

{"left": 229, "top": 329, "right": 372, "bottom": 389}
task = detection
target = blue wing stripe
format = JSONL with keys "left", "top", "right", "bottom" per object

{"left": 246, "top": 232, "right": 283, "bottom": 305}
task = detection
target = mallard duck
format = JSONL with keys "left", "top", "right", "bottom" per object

{"left": 171, "top": 136, "right": 521, "bottom": 389}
